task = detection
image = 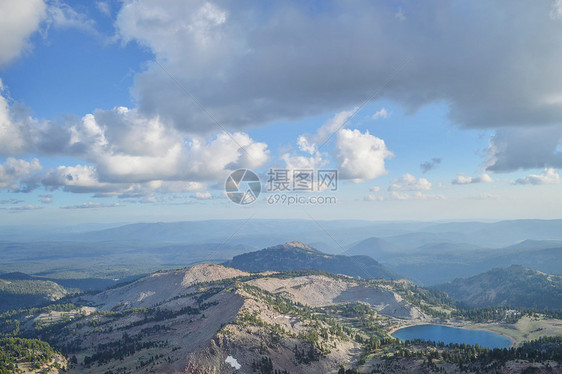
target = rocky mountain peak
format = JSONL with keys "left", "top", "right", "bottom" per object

{"left": 278, "top": 241, "right": 317, "bottom": 251}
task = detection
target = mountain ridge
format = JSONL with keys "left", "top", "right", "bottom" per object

{"left": 435, "top": 265, "right": 562, "bottom": 309}
{"left": 223, "top": 241, "right": 402, "bottom": 280}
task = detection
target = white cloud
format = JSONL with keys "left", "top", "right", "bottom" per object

{"left": 0, "top": 85, "right": 31, "bottom": 155}
{"left": 335, "top": 128, "right": 393, "bottom": 181}
{"left": 372, "top": 108, "right": 389, "bottom": 120}
{"left": 485, "top": 126, "right": 562, "bottom": 172}
{"left": 296, "top": 135, "right": 316, "bottom": 155}
{"left": 389, "top": 174, "right": 431, "bottom": 191}
{"left": 0, "top": 158, "right": 42, "bottom": 191}
{"left": 297, "top": 109, "right": 356, "bottom": 153}
{"left": 478, "top": 174, "right": 494, "bottom": 183}
{"left": 452, "top": 175, "right": 472, "bottom": 185}
{"left": 0, "top": 97, "right": 269, "bottom": 195}
{"left": 452, "top": 173, "right": 493, "bottom": 185}
{"left": 514, "top": 168, "right": 560, "bottom": 185}
{"left": 281, "top": 110, "right": 392, "bottom": 183}
{"left": 0, "top": 0, "right": 46, "bottom": 66}
{"left": 282, "top": 110, "right": 354, "bottom": 178}
{"left": 193, "top": 191, "right": 212, "bottom": 200}
{"left": 42, "top": 165, "right": 111, "bottom": 193}
{"left": 370, "top": 186, "right": 381, "bottom": 192}
{"left": 111, "top": 1, "right": 562, "bottom": 137}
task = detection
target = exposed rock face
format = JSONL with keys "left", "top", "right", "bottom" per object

{"left": 248, "top": 275, "right": 426, "bottom": 320}
{"left": 80, "top": 264, "right": 249, "bottom": 310}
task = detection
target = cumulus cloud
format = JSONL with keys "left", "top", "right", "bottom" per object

{"left": 0, "top": 91, "right": 269, "bottom": 195}
{"left": 73, "top": 108, "right": 268, "bottom": 184}
{"left": 42, "top": 164, "right": 111, "bottom": 193}
{"left": 389, "top": 174, "right": 431, "bottom": 191}
{"left": 335, "top": 129, "right": 393, "bottom": 181}
{"left": 281, "top": 110, "right": 392, "bottom": 182}
{"left": 0, "top": 85, "right": 31, "bottom": 155}
{"left": 0, "top": 0, "right": 46, "bottom": 66}
{"left": 281, "top": 151, "right": 326, "bottom": 172}
{"left": 485, "top": 125, "right": 562, "bottom": 172}
{"left": 513, "top": 168, "right": 560, "bottom": 185}
{"left": 111, "top": 1, "right": 562, "bottom": 136}
{"left": 113, "top": 1, "right": 562, "bottom": 174}
{"left": 420, "top": 158, "right": 441, "bottom": 173}
{"left": 0, "top": 1, "right": 98, "bottom": 67}
{"left": 0, "top": 158, "right": 42, "bottom": 191}
{"left": 5, "top": 0, "right": 562, "bottom": 206}
{"left": 452, "top": 173, "right": 493, "bottom": 185}
{"left": 298, "top": 109, "right": 356, "bottom": 153}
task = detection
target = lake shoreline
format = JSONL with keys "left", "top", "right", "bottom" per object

{"left": 388, "top": 321, "right": 516, "bottom": 348}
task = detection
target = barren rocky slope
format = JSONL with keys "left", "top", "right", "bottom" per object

{"left": 3, "top": 261, "right": 560, "bottom": 373}
{"left": 8, "top": 263, "right": 430, "bottom": 373}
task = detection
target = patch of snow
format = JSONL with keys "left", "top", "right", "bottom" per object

{"left": 225, "top": 355, "right": 241, "bottom": 370}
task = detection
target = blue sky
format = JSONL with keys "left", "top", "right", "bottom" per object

{"left": 0, "top": 0, "right": 561, "bottom": 225}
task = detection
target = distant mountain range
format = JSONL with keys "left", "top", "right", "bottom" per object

{"left": 1, "top": 219, "right": 562, "bottom": 286}
{"left": 223, "top": 241, "right": 401, "bottom": 279}
{"left": 435, "top": 266, "right": 562, "bottom": 309}
{"left": 347, "top": 236, "right": 562, "bottom": 285}
{"left": 5, "top": 218, "right": 562, "bottom": 249}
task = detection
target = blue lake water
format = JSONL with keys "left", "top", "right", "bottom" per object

{"left": 392, "top": 324, "right": 512, "bottom": 349}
